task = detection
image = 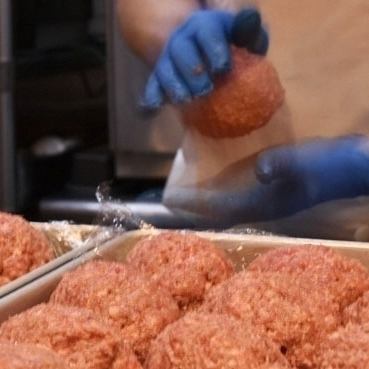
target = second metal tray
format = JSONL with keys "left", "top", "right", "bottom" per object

{"left": 1, "top": 229, "right": 369, "bottom": 322}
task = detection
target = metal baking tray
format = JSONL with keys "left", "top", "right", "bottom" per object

{"left": 0, "top": 222, "right": 112, "bottom": 299}
{"left": 1, "top": 229, "right": 369, "bottom": 323}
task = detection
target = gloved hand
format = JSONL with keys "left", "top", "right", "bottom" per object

{"left": 140, "top": 8, "right": 269, "bottom": 110}
{"left": 251, "top": 135, "right": 369, "bottom": 221}
{"left": 167, "top": 135, "right": 369, "bottom": 227}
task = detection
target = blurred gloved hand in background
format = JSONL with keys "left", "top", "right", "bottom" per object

{"left": 253, "top": 135, "right": 369, "bottom": 219}
{"left": 170, "top": 135, "right": 369, "bottom": 226}
{"left": 140, "top": 8, "right": 269, "bottom": 110}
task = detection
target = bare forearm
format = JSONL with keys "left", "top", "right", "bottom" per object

{"left": 118, "top": 0, "right": 199, "bottom": 64}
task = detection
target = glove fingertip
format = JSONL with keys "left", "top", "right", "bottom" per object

{"left": 231, "top": 8, "right": 261, "bottom": 47}
{"left": 195, "top": 82, "right": 214, "bottom": 97}
{"left": 140, "top": 76, "right": 164, "bottom": 111}
{"left": 139, "top": 94, "right": 163, "bottom": 111}
{"left": 231, "top": 8, "right": 269, "bottom": 55}
{"left": 138, "top": 98, "right": 162, "bottom": 114}
{"left": 249, "top": 28, "right": 269, "bottom": 56}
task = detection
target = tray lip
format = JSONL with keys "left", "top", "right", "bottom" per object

{"left": 1, "top": 228, "right": 369, "bottom": 304}
{"left": 101, "top": 228, "right": 369, "bottom": 251}
{"left": 0, "top": 222, "right": 101, "bottom": 299}
{"left": 196, "top": 230, "right": 369, "bottom": 250}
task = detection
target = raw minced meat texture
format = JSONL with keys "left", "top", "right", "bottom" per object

{"left": 0, "top": 342, "right": 69, "bottom": 369}
{"left": 126, "top": 232, "right": 235, "bottom": 309}
{"left": 145, "top": 312, "right": 291, "bottom": 369}
{"left": 343, "top": 290, "right": 369, "bottom": 325}
{"left": 248, "top": 245, "right": 369, "bottom": 309}
{"left": 0, "top": 303, "right": 142, "bottom": 369}
{"left": 50, "top": 260, "right": 180, "bottom": 361}
{"left": 201, "top": 270, "right": 341, "bottom": 368}
{"left": 316, "top": 323, "right": 369, "bottom": 369}
{"left": 181, "top": 48, "right": 284, "bottom": 138}
{"left": 0, "top": 212, "right": 53, "bottom": 286}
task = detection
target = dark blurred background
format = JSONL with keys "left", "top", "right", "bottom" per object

{"left": 0, "top": 0, "right": 186, "bottom": 227}
{"left": 12, "top": 0, "right": 110, "bottom": 219}
{"left": 15, "top": 0, "right": 106, "bottom": 149}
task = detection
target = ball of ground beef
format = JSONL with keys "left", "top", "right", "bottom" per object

{"left": 50, "top": 260, "right": 180, "bottom": 361}
{"left": 126, "top": 232, "right": 235, "bottom": 309}
{"left": 180, "top": 48, "right": 284, "bottom": 138}
{"left": 0, "top": 212, "right": 53, "bottom": 286}
{"left": 0, "top": 342, "right": 69, "bottom": 369}
{"left": 0, "top": 303, "right": 142, "bottom": 369}
{"left": 201, "top": 271, "right": 341, "bottom": 369}
{"left": 316, "top": 323, "right": 369, "bottom": 369}
{"left": 248, "top": 246, "right": 369, "bottom": 310}
{"left": 343, "top": 290, "right": 369, "bottom": 325}
{"left": 145, "top": 312, "right": 291, "bottom": 369}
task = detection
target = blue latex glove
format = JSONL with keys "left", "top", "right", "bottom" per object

{"left": 250, "top": 135, "right": 369, "bottom": 220}
{"left": 168, "top": 135, "right": 369, "bottom": 227}
{"left": 140, "top": 8, "right": 269, "bottom": 110}
{"left": 225, "top": 135, "right": 369, "bottom": 224}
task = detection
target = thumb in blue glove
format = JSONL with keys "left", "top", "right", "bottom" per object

{"left": 140, "top": 8, "right": 269, "bottom": 110}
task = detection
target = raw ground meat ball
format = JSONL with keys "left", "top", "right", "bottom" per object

{"left": 181, "top": 48, "right": 285, "bottom": 138}
{"left": 316, "top": 323, "right": 369, "bottom": 369}
{"left": 0, "top": 212, "right": 53, "bottom": 286}
{"left": 0, "top": 303, "right": 142, "bottom": 369}
{"left": 50, "top": 260, "right": 180, "bottom": 361}
{"left": 343, "top": 290, "right": 369, "bottom": 325}
{"left": 145, "top": 312, "right": 291, "bottom": 369}
{"left": 248, "top": 246, "right": 369, "bottom": 310}
{"left": 201, "top": 270, "right": 341, "bottom": 369}
{"left": 0, "top": 342, "right": 69, "bottom": 369}
{"left": 126, "top": 231, "right": 235, "bottom": 309}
